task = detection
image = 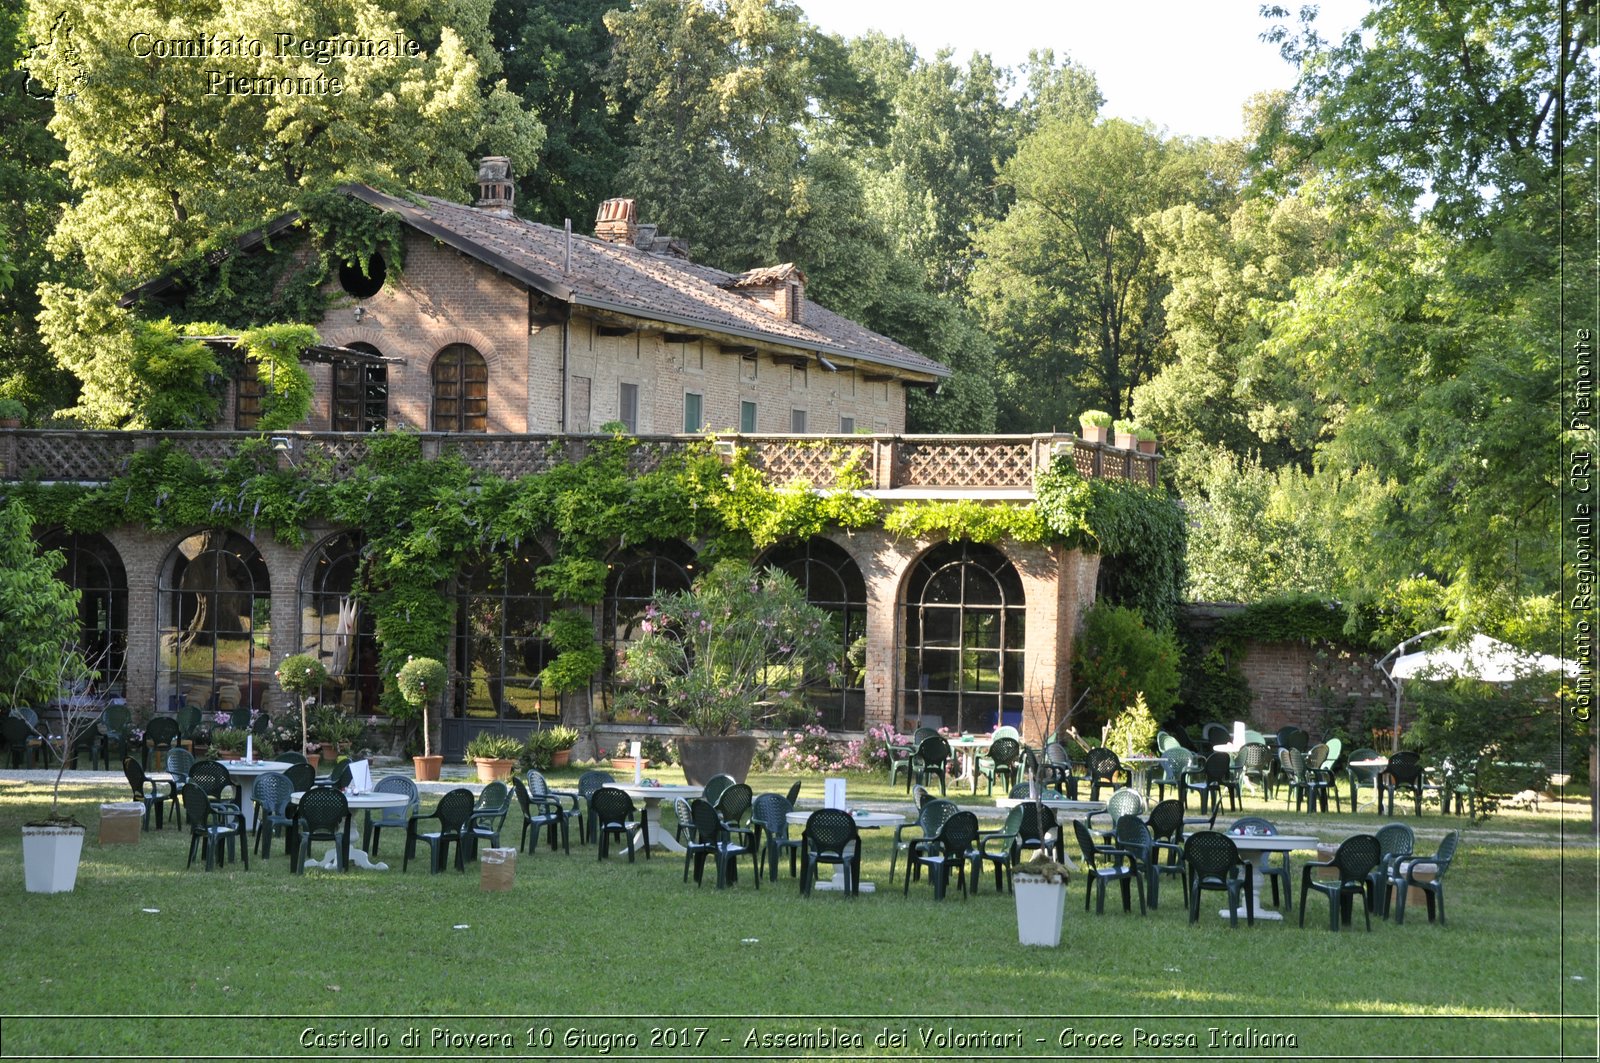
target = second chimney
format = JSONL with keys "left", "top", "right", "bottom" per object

{"left": 594, "top": 198, "right": 638, "bottom": 244}
{"left": 476, "top": 156, "right": 515, "bottom": 213}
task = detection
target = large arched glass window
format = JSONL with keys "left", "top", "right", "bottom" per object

{"left": 598, "top": 541, "right": 698, "bottom": 722}
{"left": 297, "top": 532, "right": 380, "bottom": 713}
{"left": 900, "top": 542, "right": 1025, "bottom": 733}
{"left": 431, "top": 343, "right": 488, "bottom": 432}
{"left": 759, "top": 537, "right": 866, "bottom": 730}
{"left": 454, "top": 546, "right": 558, "bottom": 721}
{"left": 157, "top": 531, "right": 271, "bottom": 715}
{"left": 38, "top": 530, "right": 128, "bottom": 695}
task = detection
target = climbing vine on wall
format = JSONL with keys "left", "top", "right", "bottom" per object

{"left": 9, "top": 438, "right": 1187, "bottom": 714}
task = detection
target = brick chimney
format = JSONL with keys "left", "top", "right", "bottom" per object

{"left": 720, "top": 263, "right": 807, "bottom": 324}
{"left": 476, "top": 157, "right": 515, "bottom": 213}
{"left": 594, "top": 198, "right": 638, "bottom": 244}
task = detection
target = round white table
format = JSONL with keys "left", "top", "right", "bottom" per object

{"left": 602, "top": 783, "right": 703, "bottom": 854}
{"left": 1217, "top": 832, "right": 1320, "bottom": 921}
{"left": 994, "top": 796, "right": 1106, "bottom": 817}
{"left": 1122, "top": 754, "right": 1167, "bottom": 794}
{"left": 289, "top": 790, "right": 411, "bottom": 869}
{"left": 784, "top": 809, "right": 906, "bottom": 892}
{"left": 218, "top": 760, "right": 293, "bottom": 830}
{"left": 946, "top": 734, "right": 993, "bottom": 793}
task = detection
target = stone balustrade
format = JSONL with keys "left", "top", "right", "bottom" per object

{"left": 0, "top": 429, "right": 1157, "bottom": 491}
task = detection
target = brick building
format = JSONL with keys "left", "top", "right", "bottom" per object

{"left": 5, "top": 160, "right": 1161, "bottom": 757}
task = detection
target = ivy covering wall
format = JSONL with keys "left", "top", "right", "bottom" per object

{"left": 7, "top": 440, "right": 1183, "bottom": 720}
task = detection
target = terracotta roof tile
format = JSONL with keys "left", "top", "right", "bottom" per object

{"left": 349, "top": 187, "right": 948, "bottom": 379}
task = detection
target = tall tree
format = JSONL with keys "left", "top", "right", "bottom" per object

{"left": 492, "top": 0, "right": 631, "bottom": 225}
{"left": 0, "top": 5, "right": 74, "bottom": 415}
{"left": 969, "top": 117, "right": 1227, "bottom": 430}
{"left": 24, "top": 0, "right": 545, "bottom": 286}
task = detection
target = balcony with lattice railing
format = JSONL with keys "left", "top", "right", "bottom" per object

{"left": 0, "top": 430, "right": 1158, "bottom": 492}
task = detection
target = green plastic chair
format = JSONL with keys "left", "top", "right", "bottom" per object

{"left": 403, "top": 788, "right": 476, "bottom": 873}
{"left": 798, "top": 809, "right": 861, "bottom": 897}
{"left": 1230, "top": 816, "right": 1292, "bottom": 909}
{"left": 700, "top": 774, "right": 737, "bottom": 806}
{"left": 975, "top": 736, "right": 1022, "bottom": 795}
{"left": 291, "top": 786, "right": 350, "bottom": 874}
{"left": 1368, "top": 822, "right": 1416, "bottom": 918}
{"left": 181, "top": 782, "right": 246, "bottom": 872}
{"left": 364, "top": 776, "right": 420, "bottom": 857}
{"left": 971, "top": 804, "right": 1024, "bottom": 893}
{"left": 888, "top": 798, "right": 956, "bottom": 884}
{"left": 466, "top": 781, "right": 511, "bottom": 858}
{"left": 1184, "top": 830, "right": 1253, "bottom": 927}
{"left": 1073, "top": 817, "right": 1145, "bottom": 915}
{"left": 751, "top": 793, "right": 801, "bottom": 883}
{"left": 589, "top": 786, "right": 648, "bottom": 862}
{"left": 1299, "top": 834, "right": 1380, "bottom": 931}
{"left": 1389, "top": 829, "right": 1459, "bottom": 925}
{"left": 904, "top": 811, "right": 979, "bottom": 900}
{"left": 683, "top": 797, "right": 758, "bottom": 889}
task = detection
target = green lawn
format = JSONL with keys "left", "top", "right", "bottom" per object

{"left": 1, "top": 770, "right": 1595, "bottom": 1061}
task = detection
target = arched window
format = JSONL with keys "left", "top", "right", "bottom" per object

{"left": 455, "top": 546, "right": 557, "bottom": 721}
{"left": 431, "top": 343, "right": 488, "bottom": 432}
{"left": 157, "top": 531, "right": 271, "bottom": 715}
{"left": 332, "top": 344, "right": 388, "bottom": 432}
{"left": 900, "top": 542, "right": 1026, "bottom": 733}
{"left": 598, "top": 541, "right": 698, "bottom": 721}
{"left": 37, "top": 530, "right": 127, "bottom": 694}
{"left": 758, "top": 538, "right": 866, "bottom": 730}
{"left": 297, "top": 532, "right": 379, "bottom": 713}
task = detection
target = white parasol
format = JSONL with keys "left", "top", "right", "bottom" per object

{"left": 1390, "top": 633, "right": 1578, "bottom": 682}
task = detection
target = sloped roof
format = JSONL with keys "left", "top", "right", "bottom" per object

{"left": 343, "top": 186, "right": 949, "bottom": 380}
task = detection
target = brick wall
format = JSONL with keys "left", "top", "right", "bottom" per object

{"left": 277, "top": 233, "right": 909, "bottom": 436}
{"left": 1237, "top": 639, "right": 1396, "bottom": 741}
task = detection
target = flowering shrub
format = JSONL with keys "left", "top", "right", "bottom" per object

{"left": 615, "top": 561, "right": 841, "bottom": 735}
{"left": 766, "top": 719, "right": 869, "bottom": 774}
{"left": 860, "top": 723, "right": 908, "bottom": 765}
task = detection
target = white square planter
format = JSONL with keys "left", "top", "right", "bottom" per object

{"left": 1014, "top": 873, "right": 1067, "bottom": 946}
{"left": 23, "top": 824, "right": 85, "bottom": 893}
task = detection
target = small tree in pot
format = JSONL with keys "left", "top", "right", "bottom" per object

{"left": 274, "top": 653, "right": 327, "bottom": 758}
{"left": 397, "top": 656, "right": 447, "bottom": 780}
{"left": 615, "top": 560, "right": 841, "bottom": 784}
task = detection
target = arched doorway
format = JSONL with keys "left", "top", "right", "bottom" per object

{"left": 899, "top": 541, "right": 1026, "bottom": 733}
{"left": 758, "top": 537, "right": 866, "bottom": 730}
{"left": 38, "top": 530, "right": 128, "bottom": 694}
{"left": 598, "top": 541, "right": 698, "bottom": 722}
{"left": 297, "top": 532, "right": 378, "bottom": 713}
{"left": 157, "top": 531, "right": 271, "bottom": 714}
{"left": 454, "top": 545, "right": 557, "bottom": 721}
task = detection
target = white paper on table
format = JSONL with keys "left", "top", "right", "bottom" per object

{"left": 348, "top": 759, "right": 373, "bottom": 794}
{"left": 824, "top": 778, "right": 846, "bottom": 810}
{"left": 1233, "top": 721, "right": 1246, "bottom": 746}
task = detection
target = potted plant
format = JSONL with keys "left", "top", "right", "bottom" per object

{"left": 615, "top": 560, "right": 840, "bottom": 784}
{"left": 1013, "top": 852, "right": 1072, "bottom": 947}
{"left": 465, "top": 731, "right": 522, "bottom": 782}
{"left": 311, "top": 704, "right": 365, "bottom": 757}
{"left": 16, "top": 643, "right": 112, "bottom": 893}
{"left": 605, "top": 742, "right": 650, "bottom": 774}
{"left": 1112, "top": 418, "right": 1137, "bottom": 449}
{"left": 0, "top": 397, "right": 25, "bottom": 429}
{"left": 1078, "top": 409, "right": 1112, "bottom": 445}
{"left": 1133, "top": 425, "right": 1158, "bottom": 455}
{"left": 519, "top": 725, "right": 581, "bottom": 772}
{"left": 208, "top": 726, "right": 249, "bottom": 759}
{"left": 274, "top": 652, "right": 327, "bottom": 763}
{"left": 397, "top": 656, "right": 447, "bottom": 780}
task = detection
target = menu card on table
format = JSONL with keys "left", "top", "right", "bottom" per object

{"left": 824, "top": 778, "right": 846, "bottom": 810}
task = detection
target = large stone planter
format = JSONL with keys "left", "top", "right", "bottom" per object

{"left": 23, "top": 823, "right": 86, "bottom": 893}
{"left": 675, "top": 735, "right": 758, "bottom": 786}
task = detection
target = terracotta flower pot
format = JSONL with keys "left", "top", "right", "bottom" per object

{"left": 609, "top": 757, "right": 650, "bottom": 774}
{"left": 1114, "top": 430, "right": 1137, "bottom": 450}
{"left": 1080, "top": 425, "right": 1109, "bottom": 445}
{"left": 413, "top": 754, "right": 443, "bottom": 781}
{"left": 551, "top": 749, "right": 572, "bottom": 769}
{"left": 475, "top": 757, "right": 515, "bottom": 783}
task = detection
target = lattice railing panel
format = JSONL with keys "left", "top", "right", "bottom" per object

{"left": 441, "top": 438, "right": 571, "bottom": 480}
{"left": 898, "top": 439, "right": 1033, "bottom": 488}
{"left": 747, "top": 441, "right": 850, "bottom": 487}
{"left": 13, "top": 433, "right": 129, "bottom": 482}
{"left": 307, "top": 437, "right": 371, "bottom": 478}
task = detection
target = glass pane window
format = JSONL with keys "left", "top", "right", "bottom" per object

{"left": 619, "top": 382, "right": 639, "bottom": 432}
{"left": 740, "top": 400, "right": 757, "bottom": 433}
{"left": 157, "top": 531, "right": 271, "bottom": 716}
{"left": 683, "top": 392, "right": 703, "bottom": 433}
{"left": 298, "top": 532, "right": 379, "bottom": 714}
{"left": 38, "top": 530, "right": 128, "bottom": 694}
{"left": 757, "top": 538, "right": 866, "bottom": 731}
{"left": 333, "top": 349, "right": 388, "bottom": 432}
{"left": 455, "top": 548, "right": 558, "bottom": 721}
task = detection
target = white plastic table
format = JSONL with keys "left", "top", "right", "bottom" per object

{"left": 290, "top": 789, "right": 411, "bottom": 869}
{"left": 218, "top": 760, "right": 292, "bottom": 830}
{"left": 1217, "top": 832, "right": 1320, "bottom": 921}
{"left": 604, "top": 783, "right": 703, "bottom": 854}
{"left": 946, "top": 734, "right": 993, "bottom": 793}
{"left": 784, "top": 809, "right": 906, "bottom": 892}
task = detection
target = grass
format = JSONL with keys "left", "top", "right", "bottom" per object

{"left": 1, "top": 768, "right": 1596, "bottom": 1061}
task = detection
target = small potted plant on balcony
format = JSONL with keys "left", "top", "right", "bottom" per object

{"left": 397, "top": 656, "right": 447, "bottom": 781}
{"left": 615, "top": 559, "right": 840, "bottom": 785}
{"left": 1112, "top": 418, "right": 1137, "bottom": 450}
{"left": 465, "top": 731, "right": 522, "bottom": 782}
{"left": 0, "top": 398, "right": 25, "bottom": 429}
{"left": 1133, "top": 425, "right": 1158, "bottom": 455}
{"left": 1078, "top": 409, "right": 1112, "bottom": 445}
